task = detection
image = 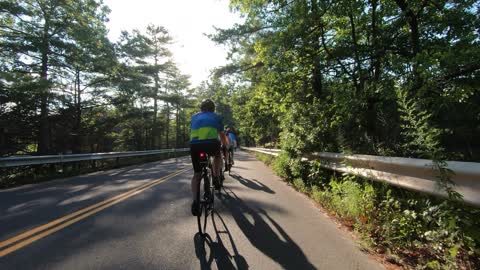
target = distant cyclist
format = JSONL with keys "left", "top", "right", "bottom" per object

{"left": 190, "top": 99, "right": 228, "bottom": 216}
{"left": 225, "top": 127, "right": 237, "bottom": 168}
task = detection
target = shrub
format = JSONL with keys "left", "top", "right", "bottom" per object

{"left": 292, "top": 178, "right": 309, "bottom": 193}
{"left": 257, "top": 151, "right": 480, "bottom": 269}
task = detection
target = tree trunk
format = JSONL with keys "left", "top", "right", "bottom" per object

{"left": 165, "top": 103, "right": 170, "bottom": 148}
{"left": 72, "top": 69, "right": 82, "bottom": 153}
{"left": 310, "top": 0, "right": 322, "bottom": 97}
{"left": 370, "top": 0, "right": 382, "bottom": 82}
{"left": 349, "top": 12, "right": 364, "bottom": 95}
{"left": 151, "top": 96, "right": 158, "bottom": 149}
{"left": 175, "top": 107, "right": 179, "bottom": 148}
{"left": 151, "top": 56, "right": 160, "bottom": 149}
{"left": 183, "top": 111, "right": 187, "bottom": 147}
{"left": 38, "top": 14, "right": 50, "bottom": 155}
{"left": 393, "top": 0, "right": 422, "bottom": 92}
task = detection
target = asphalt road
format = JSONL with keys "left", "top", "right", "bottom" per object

{"left": 0, "top": 151, "right": 384, "bottom": 270}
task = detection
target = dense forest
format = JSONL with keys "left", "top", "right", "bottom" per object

{"left": 212, "top": 0, "right": 480, "bottom": 162}
{"left": 0, "top": 0, "right": 198, "bottom": 157}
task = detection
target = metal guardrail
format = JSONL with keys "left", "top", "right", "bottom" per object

{"left": 242, "top": 147, "right": 480, "bottom": 207}
{"left": 0, "top": 148, "right": 190, "bottom": 168}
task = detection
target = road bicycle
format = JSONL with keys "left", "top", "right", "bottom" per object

{"left": 224, "top": 148, "right": 234, "bottom": 176}
{"left": 196, "top": 151, "right": 221, "bottom": 235}
{"left": 222, "top": 148, "right": 233, "bottom": 178}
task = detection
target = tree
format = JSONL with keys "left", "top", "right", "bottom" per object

{"left": 0, "top": 0, "right": 112, "bottom": 154}
{"left": 212, "top": 0, "right": 480, "bottom": 159}
{"left": 114, "top": 25, "right": 192, "bottom": 150}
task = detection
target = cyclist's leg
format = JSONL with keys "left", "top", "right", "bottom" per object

{"left": 190, "top": 144, "right": 202, "bottom": 197}
{"left": 208, "top": 142, "right": 223, "bottom": 189}
{"left": 213, "top": 150, "right": 222, "bottom": 177}
{"left": 190, "top": 144, "right": 203, "bottom": 215}
{"left": 214, "top": 153, "right": 225, "bottom": 189}
{"left": 191, "top": 172, "right": 201, "bottom": 200}
{"left": 205, "top": 142, "right": 219, "bottom": 177}
{"left": 230, "top": 145, "right": 234, "bottom": 164}
{"left": 224, "top": 147, "right": 229, "bottom": 171}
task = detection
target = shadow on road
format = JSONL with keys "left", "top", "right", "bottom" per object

{"left": 230, "top": 174, "right": 274, "bottom": 194}
{"left": 194, "top": 208, "right": 249, "bottom": 270}
{"left": 219, "top": 186, "right": 316, "bottom": 270}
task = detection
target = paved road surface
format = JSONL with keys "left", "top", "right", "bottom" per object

{"left": 0, "top": 151, "right": 384, "bottom": 270}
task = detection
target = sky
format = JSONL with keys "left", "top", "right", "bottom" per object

{"left": 103, "top": 0, "right": 242, "bottom": 88}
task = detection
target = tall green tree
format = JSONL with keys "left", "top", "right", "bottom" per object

{"left": 114, "top": 25, "right": 192, "bottom": 150}
{"left": 0, "top": 0, "right": 111, "bottom": 154}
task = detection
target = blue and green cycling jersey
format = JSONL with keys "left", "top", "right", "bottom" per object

{"left": 190, "top": 112, "right": 224, "bottom": 144}
{"left": 227, "top": 132, "right": 236, "bottom": 146}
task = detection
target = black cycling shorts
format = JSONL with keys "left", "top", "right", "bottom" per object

{"left": 190, "top": 141, "right": 221, "bottom": 173}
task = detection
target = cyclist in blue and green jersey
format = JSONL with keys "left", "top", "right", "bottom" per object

{"left": 190, "top": 99, "right": 228, "bottom": 216}
{"left": 225, "top": 127, "right": 236, "bottom": 167}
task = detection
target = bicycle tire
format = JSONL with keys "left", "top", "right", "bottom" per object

{"left": 196, "top": 174, "right": 203, "bottom": 235}
{"left": 197, "top": 168, "right": 214, "bottom": 235}
{"left": 228, "top": 151, "right": 233, "bottom": 175}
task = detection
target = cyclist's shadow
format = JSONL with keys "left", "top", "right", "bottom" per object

{"left": 193, "top": 209, "right": 249, "bottom": 270}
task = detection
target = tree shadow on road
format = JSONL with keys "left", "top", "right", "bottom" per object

{"left": 194, "top": 209, "right": 249, "bottom": 270}
{"left": 230, "top": 173, "right": 274, "bottom": 194}
{"left": 219, "top": 186, "right": 316, "bottom": 270}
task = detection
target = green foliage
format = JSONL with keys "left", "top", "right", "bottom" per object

{"left": 254, "top": 152, "right": 275, "bottom": 166}
{"left": 0, "top": 1, "right": 193, "bottom": 157}
{"left": 292, "top": 178, "right": 309, "bottom": 193}
{"left": 396, "top": 88, "right": 443, "bottom": 158}
{"left": 271, "top": 152, "right": 292, "bottom": 179}
{"left": 212, "top": 2, "right": 480, "bottom": 265}
{"left": 212, "top": 0, "right": 480, "bottom": 160}
{"left": 397, "top": 88, "right": 462, "bottom": 200}
{"left": 114, "top": 25, "right": 192, "bottom": 151}
{"left": 259, "top": 154, "right": 480, "bottom": 269}
{"left": 0, "top": 0, "right": 116, "bottom": 154}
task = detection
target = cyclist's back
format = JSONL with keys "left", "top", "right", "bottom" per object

{"left": 190, "top": 111, "right": 222, "bottom": 173}
{"left": 191, "top": 112, "right": 222, "bottom": 144}
{"left": 189, "top": 99, "right": 228, "bottom": 216}
{"left": 228, "top": 133, "right": 236, "bottom": 148}
{"left": 225, "top": 127, "right": 237, "bottom": 165}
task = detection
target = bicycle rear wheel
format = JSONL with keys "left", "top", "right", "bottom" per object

{"left": 196, "top": 176, "right": 203, "bottom": 235}
{"left": 228, "top": 152, "right": 233, "bottom": 175}
{"left": 197, "top": 173, "right": 213, "bottom": 235}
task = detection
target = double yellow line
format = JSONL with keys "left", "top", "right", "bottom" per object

{"left": 0, "top": 168, "right": 190, "bottom": 257}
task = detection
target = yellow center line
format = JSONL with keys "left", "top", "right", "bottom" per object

{"left": 0, "top": 168, "right": 190, "bottom": 257}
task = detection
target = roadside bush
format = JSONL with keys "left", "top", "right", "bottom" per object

{"left": 255, "top": 152, "right": 275, "bottom": 166}
{"left": 328, "top": 176, "right": 376, "bottom": 225}
{"left": 261, "top": 153, "right": 480, "bottom": 269}
{"left": 292, "top": 178, "right": 309, "bottom": 193}
{"left": 272, "top": 152, "right": 292, "bottom": 179}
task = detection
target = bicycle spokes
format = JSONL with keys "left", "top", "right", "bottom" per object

{"left": 197, "top": 167, "right": 214, "bottom": 236}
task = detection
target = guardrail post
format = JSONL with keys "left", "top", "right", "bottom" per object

{"left": 116, "top": 157, "right": 120, "bottom": 167}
